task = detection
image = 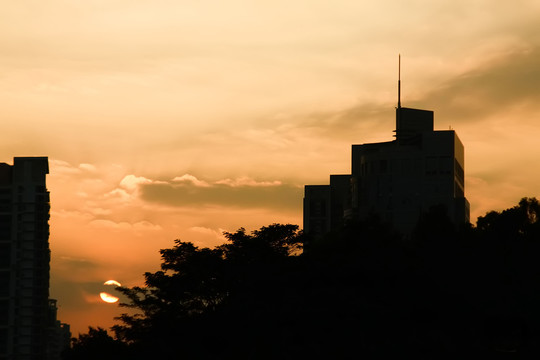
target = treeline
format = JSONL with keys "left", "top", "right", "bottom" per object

{"left": 64, "top": 198, "right": 540, "bottom": 359}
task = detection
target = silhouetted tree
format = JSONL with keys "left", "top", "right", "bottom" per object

{"left": 112, "top": 223, "right": 303, "bottom": 358}
{"left": 473, "top": 197, "right": 540, "bottom": 355}
{"left": 477, "top": 197, "right": 540, "bottom": 239}
{"left": 62, "top": 327, "right": 127, "bottom": 360}
{"left": 66, "top": 200, "right": 540, "bottom": 358}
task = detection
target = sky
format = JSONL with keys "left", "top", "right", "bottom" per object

{"left": 1, "top": 0, "right": 540, "bottom": 335}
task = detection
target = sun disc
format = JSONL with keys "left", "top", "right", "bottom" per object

{"left": 100, "top": 292, "right": 119, "bottom": 304}
{"left": 104, "top": 280, "right": 122, "bottom": 287}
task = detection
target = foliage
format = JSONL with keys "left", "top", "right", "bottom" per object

{"left": 477, "top": 197, "right": 540, "bottom": 239}
{"left": 67, "top": 198, "right": 540, "bottom": 358}
{"left": 62, "top": 327, "right": 127, "bottom": 360}
{"left": 111, "top": 223, "right": 303, "bottom": 358}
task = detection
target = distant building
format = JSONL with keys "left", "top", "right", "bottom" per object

{"left": 0, "top": 157, "right": 67, "bottom": 359}
{"left": 304, "top": 106, "right": 470, "bottom": 238}
{"left": 46, "top": 299, "right": 71, "bottom": 359}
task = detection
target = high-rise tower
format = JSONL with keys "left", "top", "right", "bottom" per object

{"left": 304, "top": 70, "right": 470, "bottom": 237}
{"left": 0, "top": 157, "right": 51, "bottom": 359}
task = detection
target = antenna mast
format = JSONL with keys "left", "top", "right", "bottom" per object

{"left": 398, "top": 54, "right": 401, "bottom": 109}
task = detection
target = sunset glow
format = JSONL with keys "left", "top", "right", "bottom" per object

{"left": 2, "top": 1, "right": 540, "bottom": 334}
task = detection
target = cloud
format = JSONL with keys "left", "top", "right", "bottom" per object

{"left": 100, "top": 172, "right": 302, "bottom": 211}
{"left": 171, "top": 174, "right": 210, "bottom": 187}
{"left": 57, "top": 256, "right": 98, "bottom": 270}
{"left": 86, "top": 207, "right": 112, "bottom": 216}
{"left": 119, "top": 174, "right": 154, "bottom": 191}
{"left": 50, "top": 159, "right": 84, "bottom": 175}
{"left": 188, "top": 226, "right": 227, "bottom": 245}
{"left": 103, "top": 188, "right": 132, "bottom": 202}
{"left": 141, "top": 178, "right": 302, "bottom": 211}
{"left": 89, "top": 219, "right": 162, "bottom": 232}
{"left": 79, "top": 163, "right": 97, "bottom": 172}
{"left": 214, "top": 176, "right": 282, "bottom": 187}
{"left": 104, "top": 174, "right": 166, "bottom": 203}
{"left": 51, "top": 209, "right": 94, "bottom": 221}
{"left": 50, "top": 159, "right": 103, "bottom": 177}
{"left": 266, "top": 45, "right": 540, "bottom": 147}
{"left": 416, "top": 46, "right": 540, "bottom": 124}
{"left": 50, "top": 256, "right": 102, "bottom": 287}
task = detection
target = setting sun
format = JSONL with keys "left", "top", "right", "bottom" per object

{"left": 99, "top": 292, "right": 119, "bottom": 304}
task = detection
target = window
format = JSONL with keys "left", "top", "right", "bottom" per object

{"left": 0, "top": 273, "right": 9, "bottom": 297}
{"left": 380, "top": 160, "right": 387, "bottom": 173}
{"left": 426, "top": 157, "right": 437, "bottom": 175}
{"left": 455, "top": 159, "right": 464, "bottom": 186}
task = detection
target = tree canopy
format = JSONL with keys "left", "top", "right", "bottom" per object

{"left": 63, "top": 198, "right": 540, "bottom": 359}
{"left": 62, "top": 327, "right": 127, "bottom": 360}
{"left": 111, "top": 223, "right": 304, "bottom": 358}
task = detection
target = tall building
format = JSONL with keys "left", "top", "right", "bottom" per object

{"left": 0, "top": 157, "right": 52, "bottom": 359}
{"left": 304, "top": 105, "right": 470, "bottom": 238}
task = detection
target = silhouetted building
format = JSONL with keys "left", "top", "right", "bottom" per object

{"left": 304, "top": 106, "right": 470, "bottom": 237}
{"left": 0, "top": 157, "right": 53, "bottom": 359}
{"left": 46, "top": 300, "right": 70, "bottom": 359}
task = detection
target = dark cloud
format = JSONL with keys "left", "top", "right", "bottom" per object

{"left": 414, "top": 47, "right": 540, "bottom": 122}
{"left": 55, "top": 256, "right": 99, "bottom": 270}
{"left": 140, "top": 183, "right": 302, "bottom": 211}
{"left": 50, "top": 258, "right": 101, "bottom": 308}
{"left": 50, "top": 278, "right": 126, "bottom": 308}
{"left": 288, "top": 46, "right": 540, "bottom": 137}
{"left": 49, "top": 280, "right": 98, "bottom": 308}
{"left": 299, "top": 105, "right": 394, "bottom": 140}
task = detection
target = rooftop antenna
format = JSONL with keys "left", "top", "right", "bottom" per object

{"left": 397, "top": 54, "right": 401, "bottom": 109}
{"left": 395, "top": 54, "right": 402, "bottom": 141}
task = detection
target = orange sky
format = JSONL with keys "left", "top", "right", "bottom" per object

{"left": 2, "top": 0, "right": 540, "bottom": 335}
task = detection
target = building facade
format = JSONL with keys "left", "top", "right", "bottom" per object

{"left": 46, "top": 299, "right": 71, "bottom": 359}
{"left": 304, "top": 107, "right": 470, "bottom": 237}
{"left": 0, "top": 157, "right": 52, "bottom": 359}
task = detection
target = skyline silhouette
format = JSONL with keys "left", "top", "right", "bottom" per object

{"left": 1, "top": 1, "right": 540, "bottom": 336}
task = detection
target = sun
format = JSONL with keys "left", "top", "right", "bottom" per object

{"left": 104, "top": 280, "right": 122, "bottom": 287}
{"left": 99, "top": 280, "right": 122, "bottom": 303}
{"left": 99, "top": 292, "right": 119, "bottom": 304}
